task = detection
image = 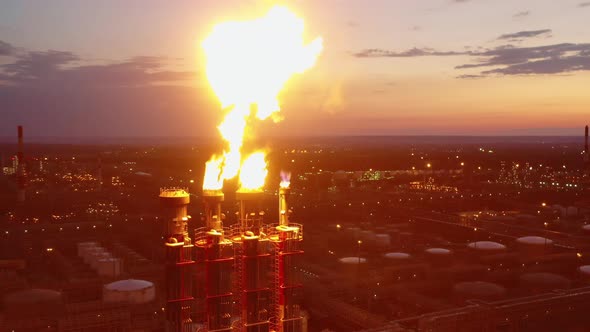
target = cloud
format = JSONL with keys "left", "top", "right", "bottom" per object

{"left": 497, "top": 29, "right": 551, "bottom": 41}
{"left": 457, "top": 43, "right": 590, "bottom": 75}
{"left": 1, "top": 51, "right": 194, "bottom": 87}
{"left": 354, "top": 47, "right": 468, "bottom": 58}
{"left": 0, "top": 44, "right": 207, "bottom": 137}
{"left": 0, "top": 40, "right": 15, "bottom": 56}
{"left": 353, "top": 42, "right": 590, "bottom": 77}
{"left": 579, "top": 2, "right": 590, "bottom": 7}
{"left": 456, "top": 74, "right": 483, "bottom": 79}
{"left": 513, "top": 11, "right": 530, "bottom": 18}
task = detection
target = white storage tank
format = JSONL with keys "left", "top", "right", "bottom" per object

{"left": 425, "top": 248, "right": 453, "bottom": 266}
{"left": 519, "top": 272, "right": 571, "bottom": 294}
{"left": 2, "top": 288, "right": 64, "bottom": 318}
{"left": 338, "top": 256, "right": 367, "bottom": 279}
{"left": 516, "top": 236, "right": 553, "bottom": 255}
{"left": 467, "top": 241, "right": 506, "bottom": 253}
{"left": 97, "top": 258, "right": 122, "bottom": 277}
{"left": 103, "top": 279, "right": 155, "bottom": 304}
{"left": 77, "top": 242, "right": 99, "bottom": 257}
{"left": 339, "top": 257, "right": 367, "bottom": 264}
{"left": 90, "top": 252, "right": 113, "bottom": 269}
{"left": 383, "top": 252, "right": 411, "bottom": 262}
{"left": 578, "top": 265, "right": 590, "bottom": 279}
{"left": 83, "top": 247, "right": 106, "bottom": 264}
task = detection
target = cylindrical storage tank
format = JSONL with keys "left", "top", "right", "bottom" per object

{"left": 97, "top": 258, "right": 122, "bottom": 277}
{"left": 375, "top": 234, "right": 391, "bottom": 248}
{"left": 467, "top": 241, "right": 506, "bottom": 254}
{"left": 578, "top": 265, "right": 590, "bottom": 280}
{"left": 383, "top": 252, "right": 411, "bottom": 262}
{"left": 2, "top": 289, "right": 64, "bottom": 318}
{"left": 90, "top": 252, "right": 112, "bottom": 269}
{"left": 79, "top": 243, "right": 100, "bottom": 260}
{"left": 339, "top": 256, "right": 367, "bottom": 280}
{"left": 425, "top": 248, "right": 453, "bottom": 266}
{"left": 519, "top": 273, "right": 571, "bottom": 294}
{"left": 516, "top": 236, "right": 553, "bottom": 256}
{"left": 452, "top": 281, "right": 506, "bottom": 304}
{"left": 83, "top": 247, "right": 105, "bottom": 264}
{"left": 77, "top": 242, "right": 98, "bottom": 257}
{"left": 103, "top": 279, "right": 155, "bottom": 304}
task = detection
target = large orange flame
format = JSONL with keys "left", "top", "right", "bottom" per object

{"left": 201, "top": 5, "right": 323, "bottom": 191}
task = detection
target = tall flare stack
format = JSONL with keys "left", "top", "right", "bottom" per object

{"left": 16, "top": 125, "right": 26, "bottom": 204}
{"left": 197, "top": 189, "right": 236, "bottom": 332}
{"left": 235, "top": 189, "right": 273, "bottom": 332}
{"left": 584, "top": 125, "right": 589, "bottom": 164}
{"left": 273, "top": 179, "right": 304, "bottom": 332}
{"left": 159, "top": 188, "right": 195, "bottom": 332}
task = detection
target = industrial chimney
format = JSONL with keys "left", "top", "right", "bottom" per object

{"left": 584, "top": 125, "right": 589, "bottom": 164}
{"left": 16, "top": 125, "right": 26, "bottom": 204}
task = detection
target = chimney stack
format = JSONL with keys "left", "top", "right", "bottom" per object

{"left": 17, "top": 125, "right": 25, "bottom": 203}
{"left": 585, "top": 125, "right": 588, "bottom": 154}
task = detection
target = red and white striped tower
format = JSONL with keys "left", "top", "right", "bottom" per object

{"left": 274, "top": 177, "right": 304, "bottom": 332}
{"left": 160, "top": 188, "right": 195, "bottom": 332}
{"left": 200, "top": 189, "right": 235, "bottom": 331}
{"left": 236, "top": 189, "right": 272, "bottom": 332}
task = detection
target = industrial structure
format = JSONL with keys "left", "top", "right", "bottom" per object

{"left": 161, "top": 177, "right": 304, "bottom": 332}
{"left": 584, "top": 125, "right": 589, "bottom": 165}
{"left": 160, "top": 188, "right": 195, "bottom": 332}
{"left": 16, "top": 125, "right": 26, "bottom": 204}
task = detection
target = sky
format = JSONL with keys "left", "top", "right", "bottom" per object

{"left": 1, "top": 0, "right": 590, "bottom": 138}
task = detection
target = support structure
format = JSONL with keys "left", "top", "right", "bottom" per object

{"left": 236, "top": 191, "right": 272, "bottom": 332}
{"left": 273, "top": 185, "right": 304, "bottom": 332}
{"left": 194, "top": 183, "right": 304, "bottom": 332}
{"left": 160, "top": 188, "right": 195, "bottom": 332}
{"left": 196, "top": 190, "right": 236, "bottom": 332}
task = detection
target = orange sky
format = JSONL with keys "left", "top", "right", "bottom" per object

{"left": 1, "top": 0, "right": 589, "bottom": 136}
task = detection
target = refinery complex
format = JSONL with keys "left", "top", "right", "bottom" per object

{"left": 2, "top": 4, "right": 590, "bottom": 332}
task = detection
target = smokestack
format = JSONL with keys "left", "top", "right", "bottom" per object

{"left": 203, "top": 189, "right": 224, "bottom": 230}
{"left": 97, "top": 155, "right": 103, "bottom": 192}
{"left": 585, "top": 125, "right": 589, "bottom": 164}
{"left": 279, "top": 186, "right": 290, "bottom": 226}
{"left": 585, "top": 125, "right": 589, "bottom": 154}
{"left": 17, "top": 125, "right": 25, "bottom": 203}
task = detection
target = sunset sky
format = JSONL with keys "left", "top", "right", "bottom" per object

{"left": 1, "top": 0, "right": 589, "bottom": 137}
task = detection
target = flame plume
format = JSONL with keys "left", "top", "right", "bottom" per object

{"left": 201, "top": 5, "right": 323, "bottom": 191}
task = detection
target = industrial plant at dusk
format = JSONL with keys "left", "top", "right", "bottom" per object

{"left": 2, "top": 1, "right": 590, "bottom": 332}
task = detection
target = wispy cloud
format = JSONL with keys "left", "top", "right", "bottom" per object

{"left": 497, "top": 29, "right": 551, "bottom": 41}
{"left": 457, "top": 43, "right": 590, "bottom": 75}
{"left": 0, "top": 40, "right": 15, "bottom": 56}
{"left": 513, "top": 11, "right": 530, "bottom": 18}
{"left": 0, "top": 42, "right": 204, "bottom": 137}
{"left": 1, "top": 50, "right": 194, "bottom": 87}
{"left": 578, "top": 2, "right": 590, "bottom": 7}
{"left": 355, "top": 47, "right": 468, "bottom": 58}
{"left": 353, "top": 42, "right": 590, "bottom": 77}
